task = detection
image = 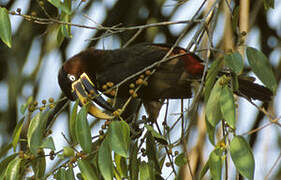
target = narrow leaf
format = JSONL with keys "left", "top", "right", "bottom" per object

{"left": 129, "top": 141, "right": 139, "bottom": 180}
{"left": 40, "top": 137, "right": 56, "bottom": 151}
{"left": 4, "top": 157, "right": 22, "bottom": 180}
{"left": 0, "top": 154, "right": 17, "bottom": 178}
{"left": 57, "top": 25, "right": 65, "bottom": 47}
{"left": 61, "top": 12, "right": 71, "bottom": 38}
{"left": 199, "top": 159, "right": 209, "bottom": 180}
{"left": 231, "top": 6, "right": 240, "bottom": 33}
{"left": 206, "top": 119, "right": 216, "bottom": 145}
{"left": 98, "top": 138, "right": 113, "bottom": 180}
{"left": 114, "top": 153, "right": 128, "bottom": 178}
{"left": 139, "top": 162, "right": 152, "bottom": 180}
{"left": 205, "top": 59, "right": 223, "bottom": 102}
{"left": 230, "top": 136, "right": 255, "bottom": 180}
{"left": 12, "top": 117, "right": 25, "bottom": 151}
{"left": 220, "top": 86, "right": 236, "bottom": 129}
{"left": 27, "top": 112, "right": 43, "bottom": 154}
{"left": 57, "top": 12, "right": 72, "bottom": 46}
{"left": 78, "top": 159, "right": 99, "bottom": 180}
{"left": 206, "top": 77, "right": 223, "bottom": 127}
{"left": 54, "top": 168, "right": 66, "bottom": 179}
{"left": 0, "top": 7, "right": 12, "bottom": 48}
{"left": 75, "top": 105, "right": 92, "bottom": 154}
{"left": 246, "top": 47, "right": 277, "bottom": 92}
{"left": 32, "top": 155, "right": 46, "bottom": 179}
{"left": 209, "top": 148, "right": 223, "bottom": 180}
{"left": 159, "top": 155, "right": 166, "bottom": 170}
{"left": 70, "top": 99, "right": 79, "bottom": 143}
{"left": 48, "top": 0, "right": 71, "bottom": 14}
{"left": 224, "top": 52, "right": 243, "bottom": 74}
{"left": 108, "top": 121, "right": 130, "bottom": 157}
{"left": 66, "top": 167, "right": 75, "bottom": 180}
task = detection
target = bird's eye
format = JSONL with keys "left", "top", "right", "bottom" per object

{"left": 67, "top": 74, "right": 76, "bottom": 82}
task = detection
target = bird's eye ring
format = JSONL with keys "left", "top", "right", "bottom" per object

{"left": 67, "top": 74, "right": 76, "bottom": 82}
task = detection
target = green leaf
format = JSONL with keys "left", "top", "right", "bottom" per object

{"left": 57, "top": 12, "right": 72, "bottom": 46}
{"left": 20, "top": 96, "right": 33, "bottom": 114}
{"left": 64, "top": 0, "right": 72, "bottom": 12}
{"left": 0, "top": 154, "right": 18, "bottom": 178}
{"left": 231, "top": 6, "right": 240, "bottom": 33}
{"left": 175, "top": 153, "right": 187, "bottom": 167}
{"left": 145, "top": 125, "right": 167, "bottom": 145}
{"left": 224, "top": 52, "right": 243, "bottom": 74}
{"left": 70, "top": 99, "right": 79, "bottom": 143}
{"left": 129, "top": 141, "right": 139, "bottom": 180}
{"left": 206, "top": 118, "right": 216, "bottom": 145}
{"left": 27, "top": 112, "right": 43, "bottom": 154}
{"left": 32, "top": 154, "right": 46, "bottom": 178}
{"left": 199, "top": 159, "right": 209, "bottom": 180}
{"left": 139, "top": 161, "right": 153, "bottom": 180}
{"left": 246, "top": 47, "right": 277, "bottom": 92}
{"left": 4, "top": 157, "right": 22, "bottom": 180}
{"left": 220, "top": 86, "right": 236, "bottom": 129}
{"left": 232, "top": 74, "right": 239, "bottom": 92}
{"left": 78, "top": 159, "right": 99, "bottom": 180}
{"left": 12, "top": 117, "right": 25, "bottom": 151}
{"left": 205, "top": 58, "right": 223, "bottom": 102}
{"left": 230, "top": 136, "right": 255, "bottom": 180}
{"left": 209, "top": 148, "right": 223, "bottom": 180}
{"left": 54, "top": 168, "right": 66, "bottom": 179}
{"left": 66, "top": 167, "right": 75, "bottom": 180}
{"left": 146, "top": 132, "right": 161, "bottom": 173}
{"left": 159, "top": 155, "right": 166, "bottom": 170}
{"left": 114, "top": 153, "right": 128, "bottom": 178}
{"left": 71, "top": 100, "right": 79, "bottom": 140}
{"left": 75, "top": 104, "right": 92, "bottom": 154}
{"left": 57, "top": 25, "right": 65, "bottom": 47}
{"left": 0, "top": 7, "right": 12, "bottom": 48}
{"left": 98, "top": 138, "right": 113, "bottom": 180}
{"left": 61, "top": 12, "right": 71, "bottom": 38}
{"left": 40, "top": 137, "right": 56, "bottom": 151}
{"left": 108, "top": 121, "right": 130, "bottom": 157}
{"left": 264, "top": 0, "right": 275, "bottom": 10}
{"left": 48, "top": 0, "right": 72, "bottom": 14}
{"left": 27, "top": 110, "right": 50, "bottom": 154}
{"left": 206, "top": 77, "right": 223, "bottom": 127}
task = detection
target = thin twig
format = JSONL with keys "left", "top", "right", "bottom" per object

{"left": 265, "top": 151, "right": 281, "bottom": 180}
{"left": 10, "top": 12, "right": 203, "bottom": 32}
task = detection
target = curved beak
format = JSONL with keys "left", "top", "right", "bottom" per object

{"left": 71, "top": 73, "right": 114, "bottom": 119}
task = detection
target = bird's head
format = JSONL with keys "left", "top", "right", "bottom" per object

{"left": 58, "top": 50, "right": 115, "bottom": 119}
{"left": 58, "top": 55, "right": 84, "bottom": 100}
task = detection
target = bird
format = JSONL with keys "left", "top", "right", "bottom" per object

{"left": 58, "top": 43, "right": 273, "bottom": 119}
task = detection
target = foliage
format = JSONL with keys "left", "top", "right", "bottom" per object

{"left": 0, "top": 0, "right": 280, "bottom": 179}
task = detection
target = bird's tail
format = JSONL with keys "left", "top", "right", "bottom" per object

{"left": 237, "top": 77, "right": 273, "bottom": 102}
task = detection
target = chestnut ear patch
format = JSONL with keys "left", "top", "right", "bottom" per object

{"left": 181, "top": 54, "right": 205, "bottom": 75}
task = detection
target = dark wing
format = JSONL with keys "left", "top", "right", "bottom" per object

{"left": 94, "top": 44, "right": 193, "bottom": 99}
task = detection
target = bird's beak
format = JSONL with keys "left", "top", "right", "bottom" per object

{"left": 71, "top": 73, "right": 114, "bottom": 119}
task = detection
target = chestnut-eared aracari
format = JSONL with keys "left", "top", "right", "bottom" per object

{"left": 58, "top": 43, "right": 273, "bottom": 119}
